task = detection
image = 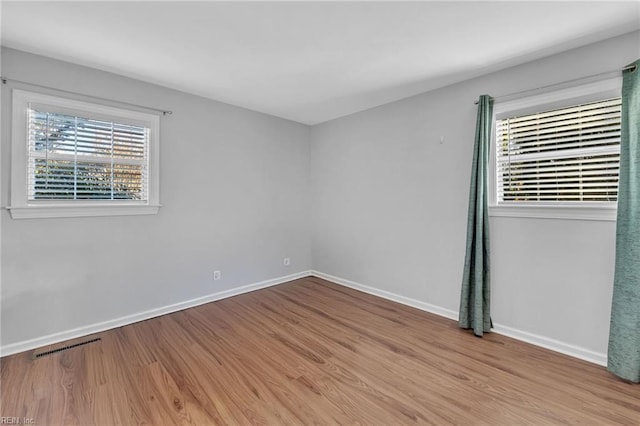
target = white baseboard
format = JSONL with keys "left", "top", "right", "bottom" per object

{"left": 310, "top": 270, "right": 607, "bottom": 367}
{"left": 491, "top": 324, "right": 607, "bottom": 366}
{"left": 0, "top": 270, "right": 312, "bottom": 357}
{"left": 3, "top": 269, "right": 608, "bottom": 367}
{"left": 310, "top": 270, "right": 459, "bottom": 321}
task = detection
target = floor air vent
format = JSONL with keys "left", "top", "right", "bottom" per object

{"left": 32, "top": 337, "right": 101, "bottom": 359}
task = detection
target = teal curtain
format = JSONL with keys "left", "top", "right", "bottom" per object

{"left": 608, "top": 60, "right": 640, "bottom": 383}
{"left": 459, "top": 95, "right": 493, "bottom": 337}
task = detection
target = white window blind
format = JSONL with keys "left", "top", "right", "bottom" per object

{"left": 496, "top": 97, "right": 621, "bottom": 203}
{"left": 28, "top": 109, "right": 149, "bottom": 201}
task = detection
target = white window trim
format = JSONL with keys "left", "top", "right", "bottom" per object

{"left": 8, "top": 89, "right": 161, "bottom": 219}
{"left": 488, "top": 77, "right": 622, "bottom": 221}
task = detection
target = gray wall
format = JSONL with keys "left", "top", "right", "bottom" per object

{"left": 310, "top": 31, "right": 640, "bottom": 361}
{"left": 3, "top": 31, "right": 639, "bottom": 361}
{"left": 1, "top": 48, "right": 312, "bottom": 347}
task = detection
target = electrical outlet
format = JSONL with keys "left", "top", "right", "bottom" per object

{"left": 283, "top": 257, "right": 291, "bottom": 266}
{"left": 213, "top": 270, "right": 221, "bottom": 281}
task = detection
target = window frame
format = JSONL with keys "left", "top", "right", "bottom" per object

{"left": 488, "top": 77, "right": 622, "bottom": 221}
{"left": 9, "top": 89, "right": 161, "bottom": 219}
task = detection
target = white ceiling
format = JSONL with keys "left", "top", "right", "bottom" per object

{"left": 2, "top": 1, "right": 639, "bottom": 125}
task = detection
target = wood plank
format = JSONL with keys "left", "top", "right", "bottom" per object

{"left": 1, "top": 277, "right": 638, "bottom": 425}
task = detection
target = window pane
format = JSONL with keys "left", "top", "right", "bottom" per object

{"left": 28, "top": 110, "right": 148, "bottom": 201}
{"left": 496, "top": 98, "right": 621, "bottom": 203}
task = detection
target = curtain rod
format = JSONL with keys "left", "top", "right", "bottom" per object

{"left": 1, "top": 76, "right": 173, "bottom": 116}
{"left": 474, "top": 63, "right": 637, "bottom": 105}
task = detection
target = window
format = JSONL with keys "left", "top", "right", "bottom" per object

{"left": 489, "top": 78, "right": 622, "bottom": 221}
{"left": 9, "top": 90, "right": 160, "bottom": 219}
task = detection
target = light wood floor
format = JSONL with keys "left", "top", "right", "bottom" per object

{"left": 1, "top": 277, "right": 639, "bottom": 425}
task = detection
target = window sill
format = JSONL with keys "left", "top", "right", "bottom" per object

{"left": 488, "top": 205, "right": 616, "bottom": 221}
{"left": 7, "top": 204, "right": 161, "bottom": 219}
